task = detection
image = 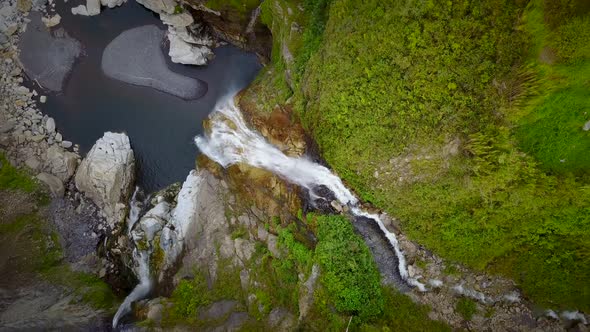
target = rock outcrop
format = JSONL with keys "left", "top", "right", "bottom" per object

{"left": 75, "top": 132, "right": 135, "bottom": 227}
{"left": 135, "top": 0, "right": 215, "bottom": 65}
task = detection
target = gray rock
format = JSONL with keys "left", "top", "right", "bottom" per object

{"left": 37, "top": 172, "right": 64, "bottom": 197}
{"left": 75, "top": 132, "right": 135, "bottom": 226}
{"left": 101, "top": 25, "right": 206, "bottom": 100}
{"left": 199, "top": 300, "right": 237, "bottom": 321}
{"left": 55, "top": 132, "right": 62, "bottom": 142}
{"left": 44, "top": 145, "right": 78, "bottom": 182}
{"left": 0, "top": 120, "right": 15, "bottom": 133}
{"left": 584, "top": 120, "right": 590, "bottom": 131}
{"left": 18, "top": 12, "right": 82, "bottom": 92}
{"left": 25, "top": 156, "right": 41, "bottom": 170}
{"left": 61, "top": 140, "right": 72, "bottom": 148}
{"left": 40, "top": 95, "right": 47, "bottom": 103}
{"left": 45, "top": 117, "right": 55, "bottom": 133}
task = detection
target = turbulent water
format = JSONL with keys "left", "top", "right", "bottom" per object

{"left": 195, "top": 97, "right": 426, "bottom": 291}
{"left": 113, "top": 191, "right": 151, "bottom": 328}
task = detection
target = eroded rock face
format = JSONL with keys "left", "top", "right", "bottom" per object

{"left": 18, "top": 12, "right": 82, "bottom": 91}
{"left": 167, "top": 31, "right": 213, "bottom": 65}
{"left": 101, "top": 25, "right": 207, "bottom": 99}
{"left": 75, "top": 132, "right": 135, "bottom": 227}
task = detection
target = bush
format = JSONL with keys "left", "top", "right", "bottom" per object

{"left": 314, "top": 214, "right": 383, "bottom": 320}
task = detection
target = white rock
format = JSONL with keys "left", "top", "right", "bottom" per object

{"left": 86, "top": 0, "right": 100, "bottom": 15}
{"left": 160, "top": 12, "right": 193, "bottom": 28}
{"left": 583, "top": 120, "right": 590, "bottom": 131}
{"left": 45, "top": 117, "right": 55, "bottom": 133}
{"left": 41, "top": 14, "right": 61, "bottom": 27}
{"left": 75, "top": 132, "right": 135, "bottom": 226}
{"left": 55, "top": 132, "right": 62, "bottom": 142}
{"left": 100, "top": 0, "right": 125, "bottom": 8}
{"left": 40, "top": 95, "right": 47, "bottom": 103}
{"left": 168, "top": 32, "right": 212, "bottom": 65}
{"left": 71, "top": 4, "right": 88, "bottom": 15}
{"left": 61, "top": 140, "right": 72, "bottom": 148}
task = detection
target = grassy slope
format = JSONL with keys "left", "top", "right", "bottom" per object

{"left": 163, "top": 214, "right": 449, "bottom": 330}
{"left": 292, "top": 0, "right": 590, "bottom": 311}
{"left": 0, "top": 154, "right": 118, "bottom": 311}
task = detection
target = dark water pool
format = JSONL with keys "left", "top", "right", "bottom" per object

{"left": 34, "top": 0, "right": 261, "bottom": 192}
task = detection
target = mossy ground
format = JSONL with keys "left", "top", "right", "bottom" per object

{"left": 162, "top": 212, "right": 448, "bottom": 330}
{"left": 269, "top": 0, "right": 590, "bottom": 312}
{"left": 0, "top": 153, "right": 118, "bottom": 312}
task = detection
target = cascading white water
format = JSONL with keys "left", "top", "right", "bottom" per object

{"left": 126, "top": 187, "right": 142, "bottom": 233}
{"left": 112, "top": 249, "right": 152, "bottom": 328}
{"left": 195, "top": 97, "right": 425, "bottom": 291}
{"left": 112, "top": 190, "right": 152, "bottom": 329}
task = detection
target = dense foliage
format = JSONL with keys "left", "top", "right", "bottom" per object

{"left": 279, "top": 0, "right": 590, "bottom": 311}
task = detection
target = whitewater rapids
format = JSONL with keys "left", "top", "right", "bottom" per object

{"left": 195, "top": 97, "right": 425, "bottom": 291}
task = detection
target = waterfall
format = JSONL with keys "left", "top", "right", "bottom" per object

{"left": 195, "top": 97, "right": 425, "bottom": 291}
{"left": 245, "top": 4, "right": 262, "bottom": 34}
{"left": 112, "top": 189, "right": 153, "bottom": 329}
{"left": 112, "top": 249, "right": 152, "bottom": 328}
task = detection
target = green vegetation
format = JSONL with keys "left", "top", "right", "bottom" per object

{"left": 0, "top": 154, "right": 37, "bottom": 192}
{"left": 455, "top": 298, "right": 477, "bottom": 321}
{"left": 164, "top": 213, "right": 448, "bottom": 329}
{"left": 0, "top": 153, "right": 117, "bottom": 311}
{"left": 314, "top": 214, "right": 383, "bottom": 320}
{"left": 258, "top": 0, "right": 590, "bottom": 311}
{"left": 205, "top": 0, "right": 260, "bottom": 14}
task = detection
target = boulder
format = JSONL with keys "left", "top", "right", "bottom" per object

{"left": 37, "top": 172, "right": 64, "bottom": 197}
{"left": 45, "top": 117, "right": 55, "bottom": 134}
{"left": 100, "top": 0, "right": 125, "bottom": 8}
{"left": 160, "top": 12, "right": 193, "bottom": 28}
{"left": 44, "top": 145, "right": 78, "bottom": 182}
{"left": 86, "top": 0, "right": 100, "bottom": 16}
{"left": 71, "top": 5, "right": 88, "bottom": 15}
{"left": 75, "top": 132, "right": 135, "bottom": 226}
{"left": 25, "top": 156, "right": 41, "bottom": 170}
{"left": 168, "top": 32, "right": 213, "bottom": 65}
{"left": 41, "top": 14, "right": 61, "bottom": 28}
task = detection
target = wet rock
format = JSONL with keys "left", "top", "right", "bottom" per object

{"left": 36, "top": 172, "right": 64, "bottom": 197}
{"left": 75, "top": 132, "right": 135, "bottom": 227}
{"left": 299, "top": 264, "right": 319, "bottom": 320}
{"left": 101, "top": 25, "right": 206, "bottom": 100}
{"left": 18, "top": 12, "right": 82, "bottom": 91}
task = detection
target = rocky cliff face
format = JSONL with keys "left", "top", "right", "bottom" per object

{"left": 75, "top": 132, "right": 135, "bottom": 227}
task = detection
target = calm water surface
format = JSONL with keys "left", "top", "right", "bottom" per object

{"left": 35, "top": 0, "right": 261, "bottom": 192}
